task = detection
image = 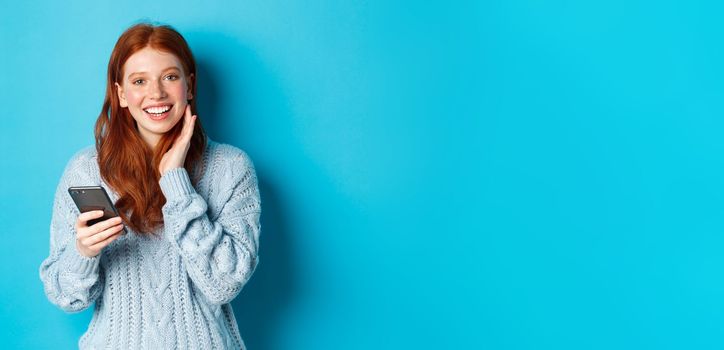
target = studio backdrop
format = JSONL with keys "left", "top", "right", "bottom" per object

{"left": 2, "top": 1, "right": 724, "bottom": 349}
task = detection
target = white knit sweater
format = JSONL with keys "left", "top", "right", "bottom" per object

{"left": 39, "top": 138, "right": 261, "bottom": 349}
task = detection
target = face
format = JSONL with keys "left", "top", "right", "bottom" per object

{"left": 115, "top": 46, "right": 193, "bottom": 148}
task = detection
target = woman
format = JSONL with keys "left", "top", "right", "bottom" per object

{"left": 39, "top": 22, "right": 261, "bottom": 350}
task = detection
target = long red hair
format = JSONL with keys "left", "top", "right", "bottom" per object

{"left": 94, "top": 23, "right": 207, "bottom": 234}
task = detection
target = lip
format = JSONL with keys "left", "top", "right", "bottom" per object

{"left": 145, "top": 108, "right": 172, "bottom": 121}
{"left": 143, "top": 103, "right": 173, "bottom": 110}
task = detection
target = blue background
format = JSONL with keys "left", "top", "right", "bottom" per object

{"left": 2, "top": 0, "right": 723, "bottom": 349}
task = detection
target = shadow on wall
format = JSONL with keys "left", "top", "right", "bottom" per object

{"left": 190, "top": 30, "right": 298, "bottom": 349}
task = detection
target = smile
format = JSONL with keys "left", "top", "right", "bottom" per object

{"left": 143, "top": 105, "right": 172, "bottom": 120}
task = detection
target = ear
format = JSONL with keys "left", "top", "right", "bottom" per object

{"left": 186, "top": 73, "right": 194, "bottom": 100}
{"left": 115, "top": 82, "right": 128, "bottom": 108}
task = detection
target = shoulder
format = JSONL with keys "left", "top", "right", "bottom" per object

{"left": 62, "top": 145, "right": 97, "bottom": 177}
{"left": 54, "top": 145, "right": 100, "bottom": 193}
{"left": 204, "top": 140, "right": 258, "bottom": 184}
{"left": 208, "top": 140, "right": 256, "bottom": 173}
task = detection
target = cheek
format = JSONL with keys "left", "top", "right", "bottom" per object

{"left": 169, "top": 84, "right": 188, "bottom": 99}
{"left": 125, "top": 90, "right": 145, "bottom": 107}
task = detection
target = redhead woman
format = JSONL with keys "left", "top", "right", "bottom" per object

{"left": 39, "top": 22, "right": 261, "bottom": 350}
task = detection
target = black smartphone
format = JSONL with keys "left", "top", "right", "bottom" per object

{"left": 68, "top": 186, "right": 127, "bottom": 234}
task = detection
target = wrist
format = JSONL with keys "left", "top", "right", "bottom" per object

{"left": 76, "top": 240, "right": 99, "bottom": 258}
{"left": 159, "top": 167, "right": 195, "bottom": 199}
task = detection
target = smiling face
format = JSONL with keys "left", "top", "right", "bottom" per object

{"left": 115, "top": 46, "right": 194, "bottom": 148}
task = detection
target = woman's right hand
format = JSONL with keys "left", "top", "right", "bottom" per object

{"left": 75, "top": 210, "right": 125, "bottom": 258}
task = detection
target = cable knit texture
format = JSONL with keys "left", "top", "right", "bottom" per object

{"left": 39, "top": 138, "right": 261, "bottom": 350}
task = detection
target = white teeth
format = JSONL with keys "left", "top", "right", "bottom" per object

{"left": 144, "top": 105, "right": 171, "bottom": 114}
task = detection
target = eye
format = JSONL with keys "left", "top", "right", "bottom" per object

{"left": 132, "top": 79, "right": 144, "bottom": 85}
{"left": 165, "top": 74, "right": 179, "bottom": 81}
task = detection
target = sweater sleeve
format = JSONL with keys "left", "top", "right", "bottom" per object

{"left": 39, "top": 151, "right": 104, "bottom": 313}
{"left": 159, "top": 151, "right": 261, "bottom": 306}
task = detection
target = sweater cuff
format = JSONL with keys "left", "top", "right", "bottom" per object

{"left": 61, "top": 240, "right": 100, "bottom": 276}
{"left": 159, "top": 167, "right": 196, "bottom": 200}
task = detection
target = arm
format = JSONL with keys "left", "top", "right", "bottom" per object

{"left": 159, "top": 151, "right": 261, "bottom": 305}
{"left": 39, "top": 152, "right": 104, "bottom": 313}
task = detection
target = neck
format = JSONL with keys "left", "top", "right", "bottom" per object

{"left": 136, "top": 127, "right": 160, "bottom": 150}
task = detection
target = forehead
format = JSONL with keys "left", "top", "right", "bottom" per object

{"left": 123, "top": 46, "right": 183, "bottom": 77}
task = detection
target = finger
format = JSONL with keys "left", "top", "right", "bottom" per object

{"left": 83, "top": 224, "right": 124, "bottom": 246}
{"left": 175, "top": 105, "right": 193, "bottom": 142}
{"left": 80, "top": 223, "right": 123, "bottom": 246}
{"left": 79, "top": 210, "right": 104, "bottom": 223}
{"left": 91, "top": 216, "right": 123, "bottom": 233}
{"left": 185, "top": 104, "right": 195, "bottom": 126}
{"left": 79, "top": 216, "right": 123, "bottom": 238}
{"left": 186, "top": 115, "right": 196, "bottom": 139}
{"left": 182, "top": 109, "right": 196, "bottom": 141}
{"left": 88, "top": 229, "right": 123, "bottom": 251}
{"left": 76, "top": 210, "right": 105, "bottom": 229}
{"left": 184, "top": 104, "right": 193, "bottom": 126}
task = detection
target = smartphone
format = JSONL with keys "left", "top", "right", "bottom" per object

{"left": 68, "top": 186, "right": 127, "bottom": 234}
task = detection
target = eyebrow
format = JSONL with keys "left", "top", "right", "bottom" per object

{"left": 127, "top": 67, "right": 181, "bottom": 78}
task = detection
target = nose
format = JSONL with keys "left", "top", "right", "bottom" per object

{"left": 149, "top": 79, "right": 167, "bottom": 99}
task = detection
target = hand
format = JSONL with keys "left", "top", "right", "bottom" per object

{"left": 159, "top": 104, "right": 197, "bottom": 176}
{"left": 75, "top": 210, "right": 125, "bottom": 258}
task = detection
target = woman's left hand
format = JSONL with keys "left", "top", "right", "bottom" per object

{"left": 159, "top": 104, "right": 196, "bottom": 176}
